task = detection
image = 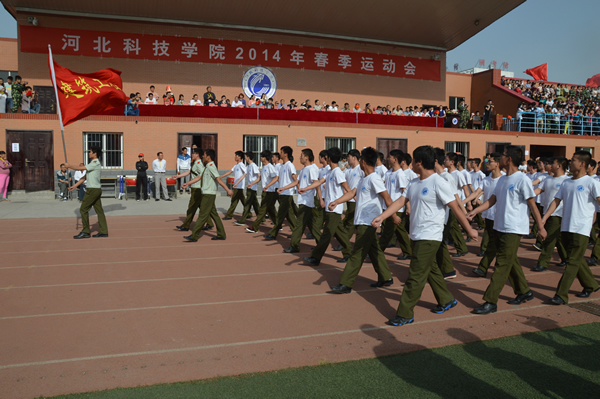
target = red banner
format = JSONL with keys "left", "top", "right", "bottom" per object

{"left": 524, "top": 63, "right": 548, "bottom": 82}
{"left": 22, "top": 25, "right": 441, "bottom": 81}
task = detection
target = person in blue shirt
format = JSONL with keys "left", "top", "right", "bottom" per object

{"left": 126, "top": 93, "right": 140, "bottom": 116}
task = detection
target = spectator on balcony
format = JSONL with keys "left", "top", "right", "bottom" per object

{"left": 238, "top": 93, "right": 247, "bottom": 107}
{"left": 341, "top": 103, "right": 350, "bottom": 112}
{"left": 126, "top": 93, "right": 140, "bottom": 116}
{"left": 231, "top": 96, "right": 243, "bottom": 107}
{"left": 145, "top": 93, "right": 157, "bottom": 104}
{"left": 218, "top": 95, "right": 228, "bottom": 106}
{"left": 248, "top": 95, "right": 257, "bottom": 108}
{"left": 313, "top": 99, "right": 322, "bottom": 111}
{"left": 176, "top": 94, "right": 187, "bottom": 105}
{"left": 289, "top": 99, "right": 298, "bottom": 109}
{"left": 147, "top": 85, "right": 158, "bottom": 100}
{"left": 353, "top": 103, "right": 362, "bottom": 113}
{"left": 278, "top": 99, "right": 287, "bottom": 109}
{"left": 301, "top": 100, "right": 312, "bottom": 110}
{"left": 189, "top": 94, "right": 201, "bottom": 106}
{"left": 29, "top": 90, "right": 41, "bottom": 114}
{"left": 4, "top": 76, "right": 13, "bottom": 113}
{"left": 10, "top": 75, "right": 27, "bottom": 113}
{"left": 364, "top": 103, "right": 373, "bottom": 114}
{"left": 135, "top": 92, "right": 142, "bottom": 103}
{"left": 162, "top": 95, "right": 171, "bottom": 105}
{"left": 165, "top": 91, "right": 175, "bottom": 105}
{"left": 535, "top": 103, "right": 545, "bottom": 133}
{"left": 458, "top": 99, "right": 469, "bottom": 129}
{"left": 266, "top": 98, "right": 275, "bottom": 109}
{"left": 328, "top": 101, "right": 339, "bottom": 111}
{"left": 259, "top": 93, "right": 268, "bottom": 106}
{"left": 203, "top": 86, "right": 217, "bottom": 106}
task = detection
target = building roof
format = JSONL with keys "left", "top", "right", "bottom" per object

{"left": 3, "top": 0, "right": 525, "bottom": 51}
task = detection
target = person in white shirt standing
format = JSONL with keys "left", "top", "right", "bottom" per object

{"left": 401, "top": 153, "right": 419, "bottom": 182}
{"left": 467, "top": 146, "right": 547, "bottom": 314}
{"left": 336, "top": 149, "right": 364, "bottom": 262}
{"left": 375, "top": 152, "right": 388, "bottom": 179}
{"left": 264, "top": 146, "right": 298, "bottom": 240}
{"left": 73, "top": 163, "right": 87, "bottom": 202}
{"left": 542, "top": 151, "right": 600, "bottom": 304}
{"left": 443, "top": 152, "right": 470, "bottom": 257}
{"left": 236, "top": 152, "right": 261, "bottom": 226}
{"left": 285, "top": 149, "right": 321, "bottom": 252}
{"left": 329, "top": 147, "right": 395, "bottom": 293}
{"left": 176, "top": 147, "right": 191, "bottom": 194}
{"left": 312, "top": 150, "right": 330, "bottom": 235}
{"left": 152, "top": 152, "right": 171, "bottom": 201}
{"left": 532, "top": 157, "right": 570, "bottom": 272}
{"left": 221, "top": 151, "right": 247, "bottom": 220}
{"left": 469, "top": 158, "right": 487, "bottom": 230}
{"left": 373, "top": 145, "right": 478, "bottom": 326}
{"left": 246, "top": 150, "right": 279, "bottom": 234}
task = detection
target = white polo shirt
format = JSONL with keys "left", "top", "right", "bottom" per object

{"left": 297, "top": 164, "right": 320, "bottom": 207}
{"left": 492, "top": 172, "right": 536, "bottom": 235}
{"left": 375, "top": 165, "right": 388, "bottom": 180}
{"left": 540, "top": 174, "right": 569, "bottom": 217}
{"left": 481, "top": 175, "right": 501, "bottom": 221}
{"left": 318, "top": 165, "right": 331, "bottom": 198}
{"left": 383, "top": 168, "right": 408, "bottom": 212}
{"left": 246, "top": 162, "right": 260, "bottom": 191}
{"left": 261, "top": 163, "right": 278, "bottom": 193}
{"left": 556, "top": 175, "right": 600, "bottom": 235}
{"left": 278, "top": 161, "right": 296, "bottom": 196}
{"left": 231, "top": 162, "right": 247, "bottom": 189}
{"left": 450, "top": 170, "right": 468, "bottom": 200}
{"left": 324, "top": 166, "right": 346, "bottom": 214}
{"left": 345, "top": 165, "right": 364, "bottom": 203}
{"left": 354, "top": 173, "right": 386, "bottom": 226}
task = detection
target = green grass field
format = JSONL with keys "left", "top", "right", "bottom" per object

{"left": 44, "top": 322, "right": 600, "bottom": 399}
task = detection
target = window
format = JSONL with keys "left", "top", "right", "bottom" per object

{"left": 244, "top": 135, "right": 277, "bottom": 164}
{"left": 83, "top": 132, "right": 123, "bottom": 169}
{"left": 449, "top": 96, "right": 465, "bottom": 110}
{"left": 445, "top": 141, "right": 469, "bottom": 158}
{"left": 325, "top": 137, "right": 356, "bottom": 154}
{"left": 577, "top": 147, "right": 593, "bottom": 157}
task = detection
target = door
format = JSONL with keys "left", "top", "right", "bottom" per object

{"left": 486, "top": 142, "right": 511, "bottom": 155}
{"left": 6, "top": 130, "right": 54, "bottom": 191}
{"left": 377, "top": 138, "right": 408, "bottom": 168}
{"left": 178, "top": 133, "right": 219, "bottom": 166}
{"left": 33, "top": 86, "right": 57, "bottom": 114}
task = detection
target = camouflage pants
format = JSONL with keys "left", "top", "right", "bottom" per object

{"left": 11, "top": 92, "right": 22, "bottom": 113}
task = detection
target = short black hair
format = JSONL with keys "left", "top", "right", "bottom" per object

{"left": 413, "top": 146, "right": 436, "bottom": 170}
{"left": 272, "top": 152, "right": 280, "bottom": 159}
{"left": 446, "top": 152, "right": 458, "bottom": 166}
{"left": 378, "top": 152, "right": 385, "bottom": 162}
{"left": 434, "top": 148, "right": 445, "bottom": 166}
{"left": 360, "top": 147, "right": 378, "bottom": 167}
{"left": 205, "top": 149, "right": 216, "bottom": 160}
{"left": 60, "top": 163, "right": 65, "bottom": 167}
{"left": 181, "top": 147, "right": 187, "bottom": 151}
{"left": 129, "top": 93, "right": 136, "bottom": 98}
{"left": 280, "top": 146, "right": 293, "bottom": 158}
{"left": 319, "top": 150, "right": 328, "bottom": 159}
{"left": 235, "top": 150, "right": 245, "bottom": 159}
{"left": 301, "top": 148, "right": 314, "bottom": 162}
{"left": 573, "top": 150, "right": 592, "bottom": 168}
{"left": 389, "top": 149, "right": 404, "bottom": 163}
{"left": 245, "top": 152, "right": 254, "bottom": 161}
{"left": 260, "top": 150, "right": 272, "bottom": 160}
{"left": 527, "top": 159, "right": 536, "bottom": 167}
{"left": 505, "top": 146, "right": 523, "bottom": 167}
{"left": 457, "top": 154, "right": 466, "bottom": 167}
{"left": 90, "top": 146, "right": 102, "bottom": 157}
{"left": 589, "top": 159, "right": 597, "bottom": 169}
{"left": 403, "top": 152, "right": 412, "bottom": 166}
{"left": 473, "top": 158, "right": 482, "bottom": 166}
{"left": 327, "top": 147, "right": 342, "bottom": 163}
{"left": 489, "top": 152, "right": 502, "bottom": 163}
{"left": 554, "top": 156, "right": 568, "bottom": 171}
{"left": 157, "top": 152, "right": 163, "bottom": 156}
{"left": 193, "top": 148, "right": 204, "bottom": 156}
{"left": 347, "top": 149, "right": 360, "bottom": 159}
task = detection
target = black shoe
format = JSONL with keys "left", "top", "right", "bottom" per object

{"left": 370, "top": 278, "right": 393, "bottom": 288}
{"left": 337, "top": 256, "right": 350, "bottom": 263}
{"left": 305, "top": 233, "right": 315, "bottom": 239}
{"left": 532, "top": 265, "right": 547, "bottom": 272}
{"left": 431, "top": 299, "right": 458, "bottom": 314}
{"left": 477, "top": 251, "right": 485, "bottom": 257}
{"left": 92, "top": 233, "right": 109, "bottom": 238}
{"left": 473, "top": 302, "right": 497, "bottom": 315}
{"left": 283, "top": 247, "right": 299, "bottom": 253}
{"left": 73, "top": 232, "right": 90, "bottom": 239}
{"left": 532, "top": 243, "right": 542, "bottom": 251}
{"left": 202, "top": 225, "right": 213, "bottom": 231}
{"left": 264, "top": 234, "right": 276, "bottom": 241}
{"left": 246, "top": 227, "right": 258, "bottom": 233}
{"left": 387, "top": 242, "right": 395, "bottom": 248}
{"left": 303, "top": 257, "right": 320, "bottom": 266}
{"left": 222, "top": 217, "right": 232, "bottom": 220}
{"left": 234, "top": 221, "right": 246, "bottom": 226}
{"left": 211, "top": 237, "right": 225, "bottom": 240}
{"left": 507, "top": 291, "right": 534, "bottom": 305}
{"left": 164, "top": 198, "right": 172, "bottom": 201}
{"left": 183, "top": 235, "right": 197, "bottom": 242}
{"left": 176, "top": 225, "right": 189, "bottom": 231}
{"left": 575, "top": 287, "right": 600, "bottom": 298}
{"left": 330, "top": 284, "right": 352, "bottom": 294}
{"left": 557, "top": 261, "right": 566, "bottom": 267}
{"left": 550, "top": 295, "right": 566, "bottom": 305}
{"left": 443, "top": 271, "right": 457, "bottom": 280}
{"left": 472, "top": 268, "right": 486, "bottom": 278}
{"left": 388, "top": 316, "right": 414, "bottom": 326}
{"left": 397, "top": 254, "right": 411, "bottom": 260}
{"left": 452, "top": 252, "right": 468, "bottom": 258}
{"left": 332, "top": 245, "right": 343, "bottom": 251}
{"left": 466, "top": 237, "right": 472, "bottom": 243}
{"left": 587, "top": 258, "right": 598, "bottom": 266}
{"left": 155, "top": 199, "right": 160, "bottom": 202}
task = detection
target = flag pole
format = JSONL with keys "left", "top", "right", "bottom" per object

{"left": 48, "top": 45, "right": 68, "bottom": 163}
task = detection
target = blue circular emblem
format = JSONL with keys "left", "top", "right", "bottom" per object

{"left": 242, "top": 67, "right": 277, "bottom": 99}
{"left": 422, "top": 187, "right": 429, "bottom": 196}
{"left": 361, "top": 186, "right": 367, "bottom": 192}
{"left": 452, "top": 117, "right": 458, "bottom": 125}
{"left": 391, "top": 179, "right": 395, "bottom": 184}
{"left": 556, "top": 183, "right": 561, "bottom": 188}
{"left": 577, "top": 185, "right": 584, "bottom": 192}
{"left": 508, "top": 184, "right": 515, "bottom": 192}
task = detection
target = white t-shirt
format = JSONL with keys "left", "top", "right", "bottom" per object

{"left": 595, "top": 175, "right": 600, "bottom": 213}
{"left": 189, "top": 99, "right": 201, "bottom": 106}
{"left": 345, "top": 165, "right": 364, "bottom": 203}
{"left": 383, "top": 168, "right": 408, "bottom": 212}
{"left": 470, "top": 170, "right": 486, "bottom": 190}
{"left": 540, "top": 174, "right": 569, "bottom": 217}
{"left": 73, "top": 170, "right": 87, "bottom": 185}
{"left": 274, "top": 163, "right": 282, "bottom": 189}
{"left": 534, "top": 172, "right": 548, "bottom": 204}
{"left": 375, "top": 165, "right": 388, "bottom": 180}
{"left": 318, "top": 165, "right": 331, "bottom": 198}
{"left": 246, "top": 162, "right": 260, "bottom": 191}
{"left": 21, "top": 94, "right": 30, "bottom": 112}
{"left": 278, "top": 161, "right": 296, "bottom": 196}
{"left": 261, "top": 163, "right": 278, "bottom": 193}
{"left": 297, "top": 164, "right": 319, "bottom": 207}
{"left": 145, "top": 98, "right": 157, "bottom": 104}
{"left": 481, "top": 175, "right": 501, "bottom": 220}
{"left": 460, "top": 169, "right": 472, "bottom": 189}
{"left": 403, "top": 168, "right": 419, "bottom": 182}
{"left": 492, "top": 172, "right": 536, "bottom": 235}
{"left": 354, "top": 173, "right": 386, "bottom": 226}
{"left": 324, "top": 167, "right": 346, "bottom": 214}
{"left": 556, "top": 175, "right": 600, "bottom": 235}
{"left": 450, "top": 170, "right": 468, "bottom": 200}
{"left": 231, "top": 162, "right": 247, "bottom": 189}
{"left": 402, "top": 173, "right": 455, "bottom": 242}
{"left": 438, "top": 171, "right": 455, "bottom": 225}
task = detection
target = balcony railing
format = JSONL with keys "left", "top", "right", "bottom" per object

{"left": 502, "top": 112, "right": 600, "bottom": 136}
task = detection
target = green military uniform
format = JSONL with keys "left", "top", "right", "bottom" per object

{"left": 458, "top": 103, "right": 469, "bottom": 129}
{"left": 590, "top": 213, "right": 600, "bottom": 262}
{"left": 312, "top": 194, "right": 325, "bottom": 233}
{"left": 11, "top": 82, "right": 25, "bottom": 113}
{"left": 479, "top": 218, "right": 490, "bottom": 253}
{"left": 190, "top": 161, "right": 226, "bottom": 240}
{"left": 251, "top": 191, "right": 278, "bottom": 231}
{"left": 477, "top": 220, "right": 499, "bottom": 274}
{"left": 443, "top": 209, "right": 468, "bottom": 253}
{"left": 180, "top": 159, "right": 214, "bottom": 230}
{"left": 225, "top": 188, "right": 246, "bottom": 218}
{"left": 267, "top": 194, "right": 297, "bottom": 237}
{"left": 378, "top": 211, "right": 412, "bottom": 257}
{"left": 339, "top": 225, "right": 391, "bottom": 287}
{"left": 310, "top": 211, "right": 352, "bottom": 261}
{"left": 79, "top": 159, "right": 107, "bottom": 235}
{"left": 537, "top": 216, "right": 567, "bottom": 268}
{"left": 556, "top": 232, "right": 600, "bottom": 303}
{"left": 339, "top": 201, "right": 356, "bottom": 247}
{"left": 289, "top": 204, "right": 321, "bottom": 251}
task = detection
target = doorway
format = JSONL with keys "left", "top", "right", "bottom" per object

{"left": 32, "top": 86, "right": 57, "bottom": 114}
{"left": 6, "top": 130, "right": 54, "bottom": 191}
{"left": 178, "top": 133, "right": 218, "bottom": 166}
{"left": 377, "top": 138, "right": 408, "bottom": 167}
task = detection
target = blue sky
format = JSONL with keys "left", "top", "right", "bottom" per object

{"left": 1, "top": 0, "right": 598, "bottom": 85}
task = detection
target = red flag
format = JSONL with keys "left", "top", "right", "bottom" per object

{"left": 48, "top": 51, "right": 128, "bottom": 127}
{"left": 523, "top": 63, "right": 548, "bottom": 81}
{"left": 586, "top": 73, "right": 600, "bottom": 87}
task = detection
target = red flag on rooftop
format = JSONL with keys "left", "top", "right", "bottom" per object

{"left": 48, "top": 48, "right": 128, "bottom": 127}
{"left": 523, "top": 63, "right": 548, "bottom": 81}
{"left": 586, "top": 73, "right": 600, "bottom": 87}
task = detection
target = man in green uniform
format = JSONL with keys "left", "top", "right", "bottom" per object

{"left": 173, "top": 148, "right": 215, "bottom": 232}
{"left": 184, "top": 149, "right": 230, "bottom": 242}
{"left": 11, "top": 75, "right": 27, "bottom": 113}
{"left": 66, "top": 146, "right": 108, "bottom": 238}
{"left": 458, "top": 99, "right": 469, "bottom": 129}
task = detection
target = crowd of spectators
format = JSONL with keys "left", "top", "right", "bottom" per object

{"left": 125, "top": 84, "right": 454, "bottom": 118}
{"left": 0, "top": 76, "right": 41, "bottom": 114}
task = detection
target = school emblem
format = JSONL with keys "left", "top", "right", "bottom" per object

{"left": 577, "top": 185, "right": 584, "bottom": 192}
{"left": 556, "top": 183, "right": 561, "bottom": 188}
{"left": 421, "top": 187, "right": 429, "bottom": 196}
{"left": 508, "top": 184, "right": 515, "bottom": 192}
{"left": 242, "top": 67, "right": 277, "bottom": 99}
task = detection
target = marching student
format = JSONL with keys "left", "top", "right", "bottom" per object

{"left": 401, "top": 152, "right": 419, "bottom": 182}
{"left": 378, "top": 149, "right": 412, "bottom": 259}
{"left": 469, "top": 158, "right": 486, "bottom": 230}
{"left": 467, "top": 146, "right": 547, "bottom": 315}
{"left": 246, "top": 150, "right": 279, "bottom": 233}
{"left": 303, "top": 147, "right": 352, "bottom": 265}
{"left": 329, "top": 147, "right": 395, "bottom": 293}
{"left": 184, "top": 149, "right": 230, "bottom": 242}
{"left": 529, "top": 158, "right": 550, "bottom": 244}
{"left": 235, "top": 152, "right": 261, "bottom": 226}
{"left": 173, "top": 148, "right": 215, "bottom": 232}
{"left": 532, "top": 157, "right": 569, "bottom": 272}
{"left": 442, "top": 152, "right": 470, "bottom": 257}
{"left": 264, "top": 146, "right": 297, "bottom": 240}
{"left": 372, "top": 145, "right": 478, "bottom": 326}
{"left": 462, "top": 153, "right": 503, "bottom": 277}
{"left": 285, "top": 149, "right": 321, "bottom": 252}
{"left": 375, "top": 152, "right": 388, "bottom": 179}
{"left": 336, "top": 149, "right": 364, "bottom": 259}
{"left": 221, "top": 150, "right": 247, "bottom": 220}
{"left": 542, "top": 151, "right": 600, "bottom": 304}
{"left": 588, "top": 169, "right": 600, "bottom": 266}
{"left": 312, "top": 150, "right": 330, "bottom": 235}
